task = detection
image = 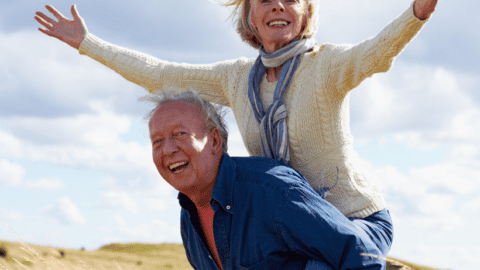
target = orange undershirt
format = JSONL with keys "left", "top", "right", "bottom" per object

{"left": 197, "top": 204, "right": 223, "bottom": 270}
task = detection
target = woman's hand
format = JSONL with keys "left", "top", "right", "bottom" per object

{"left": 35, "top": 5, "right": 88, "bottom": 50}
{"left": 413, "top": 0, "right": 438, "bottom": 20}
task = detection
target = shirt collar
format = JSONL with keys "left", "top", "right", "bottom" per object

{"left": 211, "top": 153, "right": 236, "bottom": 214}
{"left": 177, "top": 153, "right": 236, "bottom": 214}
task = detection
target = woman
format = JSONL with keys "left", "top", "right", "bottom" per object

{"left": 35, "top": 0, "right": 437, "bottom": 265}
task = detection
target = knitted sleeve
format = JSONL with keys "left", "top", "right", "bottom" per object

{"left": 319, "top": 1, "right": 428, "bottom": 98}
{"left": 78, "top": 34, "right": 248, "bottom": 107}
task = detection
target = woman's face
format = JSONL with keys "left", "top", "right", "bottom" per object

{"left": 250, "top": 0, "right": 308, "bottom": 53}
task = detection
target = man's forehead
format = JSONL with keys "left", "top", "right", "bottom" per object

{"left": 149, "top": 100, "right": 205, "bottom": 132}
{"left": 158, "top": 100, "right": 202, "bottom": 115}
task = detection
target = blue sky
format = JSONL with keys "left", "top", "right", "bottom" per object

{"left": 1, "top": 0, "right": 479, "bottom": 269}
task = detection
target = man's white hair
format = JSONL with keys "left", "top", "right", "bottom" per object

{"left": 139, "top": 88, "right": 229, "bottom": 153}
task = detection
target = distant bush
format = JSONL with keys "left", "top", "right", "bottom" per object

{"left": 0, "top": 247, "right": 7, "bottom": 258}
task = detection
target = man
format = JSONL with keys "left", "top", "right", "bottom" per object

{"left": 144, "top": 90, "right": 386, "bottom": 270}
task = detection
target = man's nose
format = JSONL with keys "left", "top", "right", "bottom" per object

{"left": 163, "top": 138, "right": 179, "bottom": 156}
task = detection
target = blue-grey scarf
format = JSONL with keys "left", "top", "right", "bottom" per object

{"left": 248, "top": 38, "right": 316, "bottom": 165}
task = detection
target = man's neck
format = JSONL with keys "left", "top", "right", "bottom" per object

{"left": 191, "top": 184, "right": 215, "bottom": 208}
{"left": 186, "top": 154, "right": 223, "bottom": 208}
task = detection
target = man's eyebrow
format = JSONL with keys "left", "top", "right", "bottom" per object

{"left": 149, "top": 123, "right": 187, "bottom": 139}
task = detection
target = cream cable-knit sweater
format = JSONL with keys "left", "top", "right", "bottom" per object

{"left": 79, "top": 2, "right": 426, "bottom": 218}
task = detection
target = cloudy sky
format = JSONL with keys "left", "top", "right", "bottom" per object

{"left": 1, "top": 0, "right": 479, "bottom": 269}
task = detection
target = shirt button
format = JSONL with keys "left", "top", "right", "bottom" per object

{"left": 226, "top": 205, "right": 231, "bottom": 210}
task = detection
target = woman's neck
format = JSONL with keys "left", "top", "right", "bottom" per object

{"left": 266, "top": 65, "right": 282, "bottom": 82}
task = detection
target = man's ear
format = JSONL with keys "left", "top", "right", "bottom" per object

{"left": 210, "top": 128, "right": 224, "bottom": 154}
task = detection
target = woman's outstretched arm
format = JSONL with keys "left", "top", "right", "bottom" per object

{"left": 319, "top": 0, "right": 437, "bottom": 98}
{"left": 35, "top": 5, "right": 87, "bottom": 50}
{"left": 33, "top": 4, "right": 237, "bottom": 106}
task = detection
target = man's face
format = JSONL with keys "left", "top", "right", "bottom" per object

{"left": 149, "top": 101, "right": 220, "bottom": 194}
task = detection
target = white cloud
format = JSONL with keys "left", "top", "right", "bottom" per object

{"left": 25, "top": 178, "right": 65, "bottom": 190}
{"left": 142, "top": 197, "right": 167, "bottom": 213}
{"left": 357, "top": 155, "right": 480, "bottom": 232}
{"left": 48, "top": 196, "right": 86, "bottom": 226}
{"left": 45, "top": 231, "right": 65, "bottom": 240}
{"left": 225, "top": 111, "right": 251, "bottom": 157}
{"left": 0, "top": 111, "right": 154, "bottom": 173}
{"left": 1, "top": 209, "right": 25, "bottom": 222}
{"left": 351, "top": 63, "right": 479, "bottom": 139}
{"left": 0, "top": 159, "right": 25, "bottom": 185}
{"left": 0, "top": 131, "right": 23, "bottom": 159}
{"left": 98, "top": 174, "right": 176, "bottom": 215}
{"left": 403, "top": 244, "right": 480, "bottom": 270}
{"left": 0, "top": 27, "right": 145, "bottom": 117}
{"left": 99, "top": 191, "right": 139, "bottom": 214}
{"left": 410, "top": 163, "right": 480, "bottom": 195}
{"left": 415, "top": 193, "right": 456, "bottom": 215}
{"left": 96, "top": 226, "right": 112, "bottom": 234}
{"left": 465, "top": 197, "right": 480, "bottom": 212}
{"left": 113, "top": 214, "right": 181, "bottom": 242}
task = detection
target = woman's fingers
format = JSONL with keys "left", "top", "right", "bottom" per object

{"left": 45, "top": 5, "right": 67, "bottom": 21}
{"left": 37, "top": 27, "right": 57, "bottom": 38}
{"left": 71, "top": 4, "right": 81, "bottom": 21}
{"left": 34, "top": 14, "right": 53, "bottom": 31}
{"left": 35, "top": 12, "right": 56, "bottom": 27}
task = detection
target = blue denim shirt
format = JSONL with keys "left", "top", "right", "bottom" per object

{"left": 179, "top": 154, "right": 384, "bottom": 270}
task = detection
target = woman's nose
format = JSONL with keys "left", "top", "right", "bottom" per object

{"left": 272, "top": 0, "right": 285, "bottom": 12}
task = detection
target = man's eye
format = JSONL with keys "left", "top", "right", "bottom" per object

{"left": 153, "top": 139, "right": 164, "bottom": 146}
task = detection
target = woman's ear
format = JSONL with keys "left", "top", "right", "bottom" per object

{"left": 303, "top": 2, "right": 312, "bottom": 33}
{"left": 249, "top": 7, "right": 256, "bottom": 28}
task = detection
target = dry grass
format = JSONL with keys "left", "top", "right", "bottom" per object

{"left": 385, "top": 256, "right": 444, "bottom": 270}
{"left": 0, "top": 240, "right": 193, "bottom": 270}
{"left": 0, "top": 222, "right": 443, "bottom": 270}
{"left": 0, "top": 240, "right": 445, "bottom": 270}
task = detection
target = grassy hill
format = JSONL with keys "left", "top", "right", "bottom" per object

{"left": 0, "top": 240, "right": 442, "bottom": 270}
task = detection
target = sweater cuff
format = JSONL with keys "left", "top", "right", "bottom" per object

{"left": 391, "top": 1, "right": 429, "bottom": 39}
{"left": 78, "top": 33, "right": 107, "bottom": 56}
{"left": 408, "top": 0, "right": 431, "bottom": 23}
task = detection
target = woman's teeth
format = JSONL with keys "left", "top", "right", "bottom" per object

{"left": 268, "top": 21, "right": 289, "bottom": 26}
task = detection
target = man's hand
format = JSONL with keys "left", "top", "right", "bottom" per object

{"left": 35, "top": 5, "right": 88, "bottom": 50}
{"left": 414, "top": 0, "right": 438, "bottom": 20}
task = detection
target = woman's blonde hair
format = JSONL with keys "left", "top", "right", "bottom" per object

{"left": 217, "top": 0, "right": 319, "bottom": 49}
